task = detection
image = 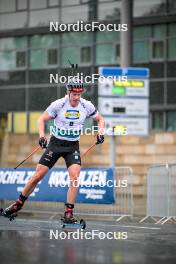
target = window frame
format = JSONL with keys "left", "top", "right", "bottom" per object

{"left": 151, "top": 38, "right": 166, "bottom": 62}
{"left": 114, "top": 42, "right": 120, "bottom": 63}
{"left": 16, "top": 50, "right": 27, "bottom": 69}
{"left": 47, "top": 48, "right": 58, "bottom": 66}
{"left": 151, "top": 110, "right": 165, "bottom": 131}
{"left": 16, "top": 0, "right": 28, "bottom": 11}
{"left": 29, "top": 47, "right": 59, "bottom": 69}
{"left": 80, "top": 46, "right": 92, "bottom": 65}
{"left": 167, "top": 36, "right": 176, "bottom": 61}
{"left": 47, "top": 0, "right": 59, "bottom": 8}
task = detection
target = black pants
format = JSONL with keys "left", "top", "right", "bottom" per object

{"left": 39, "top": 136, "right": 81, "bottom": 169}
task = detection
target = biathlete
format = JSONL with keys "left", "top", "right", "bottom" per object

{"left": 2, "top": 77, "right": 105, "bottom": 223}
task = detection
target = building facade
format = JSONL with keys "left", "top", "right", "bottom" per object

{"left": 0, "top": 0, "right": 176, "bottom": 133}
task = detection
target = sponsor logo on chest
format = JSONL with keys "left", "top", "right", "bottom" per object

{"left": 64, "top": 110, "right": 80, "bottom": 120}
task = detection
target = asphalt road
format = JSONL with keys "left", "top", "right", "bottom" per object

{"left": 0, "top": 217, "right": 175, "bottom": 264}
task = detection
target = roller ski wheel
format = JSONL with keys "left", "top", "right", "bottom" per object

{"left": 61, "top": 217, "right": 86, "bottom": 230}
{"left": 0, "top": 208, "right": 17, "bottom": 221}
{"left": 60, "top": 217, "right": 77, "bottom": 229}
{"left": 80, "top": 219, "right": 86, "bottom": 230}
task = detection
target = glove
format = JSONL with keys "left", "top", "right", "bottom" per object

{"left": 96, "top": 134, "right": 104, "bottom": 145}
{"left": 39, "top": 137, "right": 47, "bottom": 149}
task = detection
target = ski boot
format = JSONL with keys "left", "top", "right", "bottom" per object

{"left": 0, "top": 195, "right": 26, "bottom": 221}
{"left": 61, "top": 203, "right": 86, "bottom": 229}
{"left": 62, "top": 203, "right": 77, "bottom": 224}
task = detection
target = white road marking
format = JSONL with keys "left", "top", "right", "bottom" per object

{"left": 91, "top": 223, "right": 161, "bottom": 230}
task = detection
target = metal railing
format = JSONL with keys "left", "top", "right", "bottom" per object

{"left": 140, "top": 164, "right": 176, "bottom": 224}
{"left": 73, "top": 166, "right": 134, "bottom": 221}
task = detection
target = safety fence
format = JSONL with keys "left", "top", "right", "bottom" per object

{"left": 73, "top": 166, "right": 134, "bottom": 221}
{"left": 0, "top": 167, "right": 133, "bottom": 221}
{"left": 140, "top": 164, "right": 176, "bottom": 224}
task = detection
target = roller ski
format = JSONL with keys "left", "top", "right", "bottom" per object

{"left": 0, "top": 198, "right": 25, "bottom": 221}
{"left": 0, "top": 208, "right": 17, "bottom": 221}
{"left": 61, "top": 216, "right": 86, "bottom": 230}
{"left": 61, "top": 203, "right": 86, "bottom": 230}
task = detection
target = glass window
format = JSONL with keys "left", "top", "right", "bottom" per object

{"left": 17, "top": 0, "right": 27, "bottom": 10}
{"left": 149, "top": 62, "right": 164, "bottom": 78}
{"left": 96, "top": 43, "right": 114, "bottom": 64}
{"left": 61, "top": 0, "right": 79, "bottom": 6}
{"left": 167, "top": 81, "right": 176, "bottom": 104}
{"left": 29, "top": 0, "right": 47, "bottom": 9}
{"left": 16, "top": 51, "right": 26, "bottom": 68}
{"left": 0, "top": 0, "right": 16, "bottom": 13}
{"left": 96, "top": 31, "right": 120, "bottom": 43}
{"left": 151, "top": 111, "right": 164, "bottom": 130}
{"left": 0, "top": 71, "right": 26, "bottom": 85}
{"left": 81, "top": 0, "right": 89, "bottom": 3}
{"left": 30, "top": 35, "right": 58, "bottom": 49}
{"left": 29, "top": 69, "right": 58, "bottom": 84}
{"left": 15, "top": 37, "right": 27, "bottom": 49}
{"left": 0, "top": 89, "right": 25, "bottom": 111}
{"left": 48, "top": 0, "right": 59, "bottom": 7}
{"left": 0, "top": 12, "right": 27, "bottom": 30}
{"left": 134, "top": 0, "right": 166, "bottom": 17}
{"left": 134, "top": 26, "right": 152, "bottom": 39}
{"left": 152, "top": 40, "right": 165, "bottom": 59}
{"left": 61, "top": 5, "right": 88, "bottom": 23}
{"left": 153, "top": 24, "right": 166, "bottom": 39}
{"left": 0, "top": 38, "right": 14, "bottom": 50}
{"left": 0, "top": 37, "right": 27, "bottom": 50}
{"left": 168, "top": 38, "right": 176, "bottom": 59}
{"left": 28, "top": 87, "right": 57, "bottom": 111}
{"left": 29, "top": 8, "right": 59, "bottom": 27}
{"left": 47, "top": 49, "right": 58, "bottom": 65}
{"left": 98, "top": 2, "right": 121, "bottom": 20}
{"left": 0, "top": 51, "right": 15, "bottom": 70}
{"left": 115, "top": 43, "right": 120, "bottom": 61}
{"left": 80, "top": 47, "right": 91, "bottom": 63}
{"left": 135, "top": 62, "right": 164, "bottom": 78}
{"left": 14, "top": 113, "right": 27, "bottom": 133}
{"left": 133, "top": 40, "right": 150, "bottom": 62}
{"left": 167, "top": 61, "right": 176, "bottom": 77}
{"left": 30, "top": 49, "right": 46, "bottom": 69}
{"left": 62, "top": 32, "right": 92, "bottom": 46}
{"left": 166, "top": 111, "right": 176, "bottom": 131}
{"left": 62, "top": 47, "right": 80, "bottom": 66}
{"left": 60, "top": 66, "right": 91, "bottom": 81}
{"left": 29, "top": 112, "right": 42, "bottom": 133}
{"left": 150, "top": 82, "right": 164, "bottom": 105}
{"left": 168, "top": 23, "right": 176, "bottom": 36}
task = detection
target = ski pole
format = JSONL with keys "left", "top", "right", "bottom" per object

{"left": 14, "top": 146, "right": 40, "bottom": 169}
{"left": 81, "top": 142, "right": 97, "bottom": 158}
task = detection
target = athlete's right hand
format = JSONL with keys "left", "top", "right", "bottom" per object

{"left": 96, "top": 134, "right": 104, "bottom": 144}
{"left": 39, "top": 136, "right": 47, "bottom": 149}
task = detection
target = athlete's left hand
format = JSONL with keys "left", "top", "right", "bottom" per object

{"left": 96, "top": 134, "right": 104, "bottom": 144}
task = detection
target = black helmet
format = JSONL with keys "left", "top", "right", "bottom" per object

{"left": 66, "top": 77, "right": 84, "bottom": 93}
